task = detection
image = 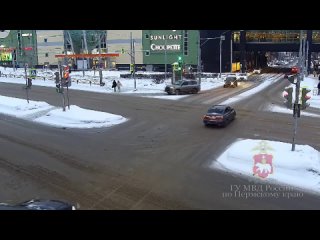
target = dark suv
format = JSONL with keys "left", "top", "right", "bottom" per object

{"left": 223, "top": 76, "right": 238, "bottom": 88}
{"left": 165, "top": 80, "right": 200, "bottom": 95}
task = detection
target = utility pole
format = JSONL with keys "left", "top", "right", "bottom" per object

{"left": 230, "top": 34, "right": 233, "bottom": 72}
{"left": 81, "top": 37, "right": 85, "bottom": 77}
{"left": 98, "top": 32, "right": 103, "bottom": 86}
{"left": 129, "top": 32, "right": 136, "bottom": 90}
{"left": 133, "top": 39, "right": 136, "bottom": 90}
{"left": 82, "top": 30, "right": 89, "bottom": 69}
{"left": 24, "top": 63, "right": 29, "bottom": 103}
{"left": 164, "top": 37, "right": 167, "bottom": 80}
{"left": 292, "top": 30, "right": 304, "bottom": 151}
{"left": 197, "top": 31, "right": 201, "bottom": 85}
{"left": 219, "top": 36, "right": 222, "bottom": 79}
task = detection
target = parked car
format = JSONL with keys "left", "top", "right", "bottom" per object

{"left": 0, "top": 199, "right": 76, "bottom": 210}
{"left": 223, "top": 76, "right": 238, "bottom": 88}
{"left": 165, "top": 80, "right": 200, "bottom": 95}
{"left": 203, "top": 105, "right": 236, "bottom": 127}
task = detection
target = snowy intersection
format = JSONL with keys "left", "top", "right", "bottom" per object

{"left": 1, "top": 67, "right": 320, "bottom": 199}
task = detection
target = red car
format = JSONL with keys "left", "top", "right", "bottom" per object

{"left": 291, "top": 66, "right": 299, "bottom": 74}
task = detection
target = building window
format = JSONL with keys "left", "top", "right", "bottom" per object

{"left": 45, "top": 53, "right": 49, "bottom": 57}
{"left": 183, "top": 30, "right": 188, "bottom": 56}
{"left": 145, "top": 51, "right": 150, "bottom": 56}
{"left": 145, "top": 34, "right": 149, "bottom": 39}
{"left": 44, "top": 38, "right": 48, "bottom": 43}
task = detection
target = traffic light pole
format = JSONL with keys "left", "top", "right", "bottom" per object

{"left": 291, "top": 31, "right": 304, "bottom": 151}
{"left": 98, "top": 33, "right": 103, "bottom": 86}
{"left": 24, "top": 64, "right": 29, "bottom": 103}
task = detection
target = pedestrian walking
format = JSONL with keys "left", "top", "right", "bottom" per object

{"left": 117, "top": 80, "right": 122, "bottom": 92}
{"left": 112, "top": 80, "right": 117, "bottom": 92}
{"left": 317, "top": 80, "right": 320, "bottom": 95}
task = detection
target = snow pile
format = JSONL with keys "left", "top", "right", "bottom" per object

{"left": 0, "top": 95, "right": 127, "bottom": 129}
{"left": 34, "top": 105, "right": 127, "bottom": 128}
{"left": 0, "top": 95, "right": 52, "bottom": 117}
{"left": 212, "top": 139, "right": 320, "bottom": 194}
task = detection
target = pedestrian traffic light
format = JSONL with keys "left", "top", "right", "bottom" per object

{"left": 301, "top": 87, "right": 311, "bottom": 110}
{"left": 283, "top": 87, "right": 293, "bottom": 109}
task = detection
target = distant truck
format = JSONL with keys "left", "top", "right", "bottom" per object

{"left": 165, "top": 80, "right": 200, "bottom": 95}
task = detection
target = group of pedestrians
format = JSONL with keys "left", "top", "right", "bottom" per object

{"left": 112, "top": 80, "right": 122, "bottom": 92}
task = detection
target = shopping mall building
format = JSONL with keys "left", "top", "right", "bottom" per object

{"left": 1, "top": 30, "right": 320, "bottom": 72}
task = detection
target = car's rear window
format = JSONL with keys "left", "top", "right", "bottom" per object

{"left": 226, "top": 77, "right": 236, "bottom": 81}
{"left": 208, "top": 107, "right": 225, "bottom": 114}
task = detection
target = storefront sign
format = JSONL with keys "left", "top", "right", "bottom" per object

{"left": 150, "top": 34, "right": 182, "bottom": 40}
{"left": 150, "top": 44, "right": 181, "bottom": 51}
{"left": 0, "top": 52, "right": 12, "bottom": 61}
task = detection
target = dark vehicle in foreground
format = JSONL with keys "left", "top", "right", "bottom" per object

{"left": 223, "top": 76, "right": 238, "bottom": 88}
{"left": 165, "top": 80, "right": 200, "bottom": 95}
{"left": 203, "top": 105, "right": 236, "bottom": 127}
{"left": 0, "top": 199, "right": 76, "bottom": 210}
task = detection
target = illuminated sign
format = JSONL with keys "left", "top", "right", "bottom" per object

{"left": 150, "top": 34, "right": 182, "bottom": 40}
{"left": 148, "top": 33, "right": 183, "bottom": 52}
{"left": 22, "top": 33, "right": 32, "bottom": 37}
{"left": 150, "top": 44, "right": 181, "bottom": 51}
{"left": 0, "top": 52, "right": 12, "bottom": 61}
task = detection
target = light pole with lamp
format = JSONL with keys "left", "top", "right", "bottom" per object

{"left": 164, "top": 37, "right": 167, "bottom": 80}
{"left": 219, "top": 34, "right": 225, "bottom": 79}
{"left": 198, "top": 30, "right": 232, "bottom": 81}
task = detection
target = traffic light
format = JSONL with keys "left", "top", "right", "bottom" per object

{"left": 284, "top": 74, "right": 297, "bottom": 84}
{"left": 121, "top": 48, "right": 125, "bottom": 54}
{"left": 178, "top": 56, "right": 182, "bottom": 65}
{"left": 63, "top": 66, "right": 70, "bottom": 79}
{"left": 172, "top": 62, "right": 179, "bottom": 71}
{"left": 283, "top": 87, "right": 293, "bottom": 109}
{"left": 301, "top": 87, "right": 311, "bottom": 110}
{"left": 130, "top": 64, "right": 134, "bottom": 73}
{"left": 54, "top": 72, "right": 60, "bottom": 84}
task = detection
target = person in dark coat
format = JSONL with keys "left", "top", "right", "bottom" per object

{"left": 317, "top": 81, "right": 320, "bottom": 95}
{"left": 112, "top": 80, "right": 117, "bottom": 92}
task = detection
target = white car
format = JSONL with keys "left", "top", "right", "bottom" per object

{"left": 253, "top": 69, "right": 261, "bottom": 74}
{"left": 237, "top": 73, "right": 248, "bottom": 81}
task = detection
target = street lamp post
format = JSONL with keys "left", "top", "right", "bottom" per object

{"left": 199, "top": 31, "right": 230, "bottom": 81}
{"left": 164, "top": 38, "right": 167, "bottom": 80}
{"left": 219, "top": 34, "right": 225, "bottom": 80}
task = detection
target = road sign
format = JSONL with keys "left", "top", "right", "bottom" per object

{"left": 29, "top": 68, "right": 37, "bottom": 79}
